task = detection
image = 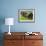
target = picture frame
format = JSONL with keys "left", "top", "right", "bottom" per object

{"left": 18, "top": 9, "right": 35, "bottom": 23}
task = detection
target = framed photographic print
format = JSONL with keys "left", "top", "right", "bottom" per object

{"left": 18, "top": 9, "right": 35, "bottom": 23}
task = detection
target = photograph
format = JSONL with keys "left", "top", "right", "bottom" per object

{"left": 18, "top": 9, "right": 35, "bottom": 23}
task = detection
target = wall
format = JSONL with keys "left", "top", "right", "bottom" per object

{"left": 0, "top": 0, "right": 46, "bottom": 33}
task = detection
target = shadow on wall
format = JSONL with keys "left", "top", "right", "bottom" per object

{"left": 0, "top": 16, "right": 5, "bottom": 46}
